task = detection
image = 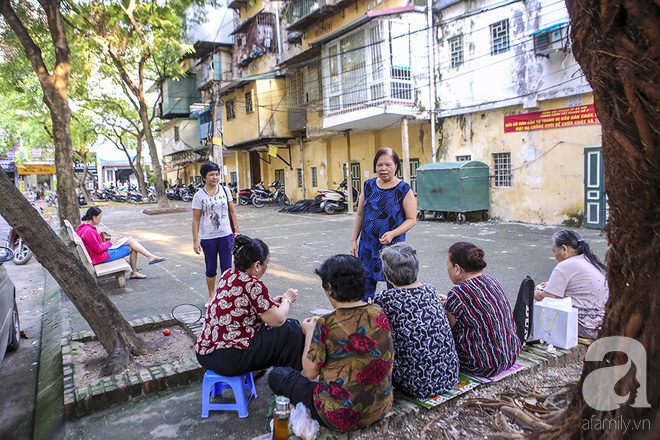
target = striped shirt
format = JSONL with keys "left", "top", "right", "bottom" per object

{"left": 444, "top": 274, "right": 521, "bottom": 377}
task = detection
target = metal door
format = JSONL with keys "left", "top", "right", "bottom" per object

{"left": 397, "top": 158, "right": 420, "bottom": 194}
{"left": 344, "top": 162, "right": 361, "bottom": 194}
{"left": 584, "top": 147, "right": 607, "bottom": 229}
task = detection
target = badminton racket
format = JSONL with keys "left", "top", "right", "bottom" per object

{"left": 171, "top": 303, "right": 203, "bottom": 324}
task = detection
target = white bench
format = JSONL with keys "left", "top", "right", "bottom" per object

{"left": 63, "top": 220, "right": 131, "bottom": 288}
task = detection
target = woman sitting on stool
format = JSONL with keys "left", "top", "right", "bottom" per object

{"left": 195, "top": 235, "right": 304, "bottom": 378}
{"left": 76, "top": 206, "right": 166, "bottom": 280}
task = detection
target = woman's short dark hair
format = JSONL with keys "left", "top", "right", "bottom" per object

{"left": 200, "top": 161, "right": 220, "bottom": 180}
{"left": 380, "top": 243, "right": 418, "bottom": 286}
{"left": 448, "top": 242, "right": 487, "bottom": 273}
{"left": 373, "top": 148, "right": 400, "bottom": 173}
{"left": 552, "top": 230, "right": 606, "bottom": 273}
{"left": 81, "top": 206, "right": 102, "bottom": 221}
{"left": 233, "top": 235, "right": 269, "bottom": 271}
{"left": 314, "top": 255, "right": 366, "bottom": 302}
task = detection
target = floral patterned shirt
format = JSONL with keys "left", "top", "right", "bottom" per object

{"left": 195, "top": 268, "right": 277, "bottom": 355}
{"left": 307, "top": 305, "right": 394, "bottom": 431}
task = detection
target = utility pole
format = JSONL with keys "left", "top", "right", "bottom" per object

{"left": 401, "top": 117, "right": 411, "bottom": 184}
{"left": 212, "top": 86, "right": 224, "bottom": 179}
{"left": 427, "top": 0, "right": 437, "bottom": 163}
{"left": 345, "top": 130, "right": 354, "bottom": 214}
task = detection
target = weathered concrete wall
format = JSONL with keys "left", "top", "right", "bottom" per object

{"left": 437, "top": 94, "right": 601, "bottom": 224}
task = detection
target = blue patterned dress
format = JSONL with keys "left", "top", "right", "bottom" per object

{"left": 358, "top": 178, "right": 411, "bottom": 288}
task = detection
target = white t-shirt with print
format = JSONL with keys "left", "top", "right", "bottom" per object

{"left": 192, "top": 185, "right": 233, "bottom": 240}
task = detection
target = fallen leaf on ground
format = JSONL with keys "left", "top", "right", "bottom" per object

{"left": 20, "top": 331, "right": 28, "bottom": 339}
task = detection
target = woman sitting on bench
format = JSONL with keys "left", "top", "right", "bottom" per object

{"left": 76, "top": 207, "right": 166, "bottom": 280}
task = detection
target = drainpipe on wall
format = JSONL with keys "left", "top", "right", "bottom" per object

{"left": 276, "top": 0, "right": 284, "bottom": 63}
{"left": 427, "top": 0, "right": 437, "bottom": 163}
{"left": 299, "top": 134, "right": 305, "bottom": 200}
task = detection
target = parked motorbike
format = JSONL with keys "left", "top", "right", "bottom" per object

{"left": 147, "top": 186, "right": 157, "bottom": 202}
{"left": 317, "top": 179, "right": 359, "bottom": 215}
{"left": 6, "top": 227, "right": 32, "bottom": 265}
{"left": 252, "top": 181, "right": 290, "bottom": 208}
{"left": 237, "top": 182, "right": 265, "bottom": 206}
{"left": 45, "top": 193, "right": 57, "bottom": 207}
{"left": 110, "top": 186, "right": 127, "bottom": 203}
{"left": 126, "top": 186, "right": 143, "bottom": 204}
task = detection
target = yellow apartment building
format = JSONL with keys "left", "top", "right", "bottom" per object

{"left": 218, "top": 0, "right": 605, "bottom": 227}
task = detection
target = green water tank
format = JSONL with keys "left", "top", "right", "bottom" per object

{"left": 416, "top": 161, "right": 490, "bottom": 215}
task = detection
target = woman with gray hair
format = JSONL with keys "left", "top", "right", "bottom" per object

{"left": 373, "top": 243, "right": 459, "bottom": 397}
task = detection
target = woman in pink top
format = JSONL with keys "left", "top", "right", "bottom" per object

{"left": 534, "top": 230, "right": 609, "bottom": 339}
{"left": 76, "top": 207, "right": 166, "bottom": 279}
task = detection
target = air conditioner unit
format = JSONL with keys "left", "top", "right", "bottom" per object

{"left": 534, "top": 26, "right": 567, "bottom": 57}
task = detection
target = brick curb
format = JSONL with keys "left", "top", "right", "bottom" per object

{"left": 33, "top": 274, "right": 66, "bottom": 440}
{"left": 62, "top": 315, "right": 205, "bottom": 419}
{"left": 251, "top": 343, "right": 588, "bottom": 440}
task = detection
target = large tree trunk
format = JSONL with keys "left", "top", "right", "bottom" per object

{"left": 0, "top": 0, "right": 151, "bottom": 376}
{"left": 139, "top": 101, "right": 169, "bottom": 206}
{"left": 0, "top": 0, "right": 80, "bottom": 230}
{"left": 0, "top": 168, "right": 148, "bottom": 376}
{"left": 543, "top": 1, "right": 660, "bottom": 438}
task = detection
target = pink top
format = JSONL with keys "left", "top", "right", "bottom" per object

{"left": 75, "top": 223, "right": 112, "bottom": 264}
{"left": 544, "top": 254, "right": 609, "bottom": 334}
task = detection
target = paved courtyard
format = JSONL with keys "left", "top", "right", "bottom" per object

{"left": 1, "top": 202, "right": 608, "bottom": 439}
{"left": 64, "top": 202, "right": 608, "bottom": 334}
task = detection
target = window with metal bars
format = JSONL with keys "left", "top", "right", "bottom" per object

{"left": 493, "top": 152, "right": 511, "bottom": 187}
{"left": 491, "top": 20, "right": 509, "bottom": 55}
{"left": 456, "top": 155, "right": 471, "bottom": 161}
{"left": 449, "top": 35, "right": 464, "bottom": 67}
{"left": 296, "top": 168, "right": 303, "bottom": 187}
{"left": 310, "top": 167, "right": 318, "bottom": 187}
{"left": 245, "top": 91, "right": 253, "bottom": 113}
{"left": 226, "top": 100, "right": 235, "bottom": 120}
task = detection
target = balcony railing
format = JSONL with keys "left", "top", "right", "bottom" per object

{"left": 283, "top": 0, "right": 341, "bottom": 32}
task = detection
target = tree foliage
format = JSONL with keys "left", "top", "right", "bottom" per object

{"left": 63, "top": 0, "right": 206, "bottom": 205}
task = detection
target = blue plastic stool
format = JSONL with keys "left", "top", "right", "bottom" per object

{"left": 201, "top": 371, "right": 257, "bottom": 418}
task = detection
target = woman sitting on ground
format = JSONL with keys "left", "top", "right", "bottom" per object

{"left": 443, "top": 242, "right": 521, "bottom": 377}
{"left": 76, "top": 206, "right": 166, "bottom": 280}
{"left": 195, "top": 235, "right": 305, "bottom": 378}
{"left": 534, "top": 230, "right": 609, "bottom": 339}
{"left": 268, "top": 254, "right": 393, "bottom": 432}
{"left": 374, "top": 243, "right": 459, "bottom": 397}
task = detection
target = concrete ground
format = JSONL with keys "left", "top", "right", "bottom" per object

{"left": 0, "top": 202, "right": 608, "bottom": 439}
{"left": 0, "top": 210, "right": 49, "bottom": 440}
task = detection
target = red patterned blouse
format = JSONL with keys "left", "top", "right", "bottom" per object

{"left": 195, "top": 268, "right": 277, "bottom": 355}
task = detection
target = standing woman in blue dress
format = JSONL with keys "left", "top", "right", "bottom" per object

{"left": 350, "top": 148, "right": 417, "bottom": 300}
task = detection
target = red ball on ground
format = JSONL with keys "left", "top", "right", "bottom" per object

{"left": 163, "top": 328, "right": 171, "bottom": 336}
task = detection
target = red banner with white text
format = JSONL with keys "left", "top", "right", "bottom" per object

{"left": 504, "top": 104, "right": 599, "bottom": 133}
